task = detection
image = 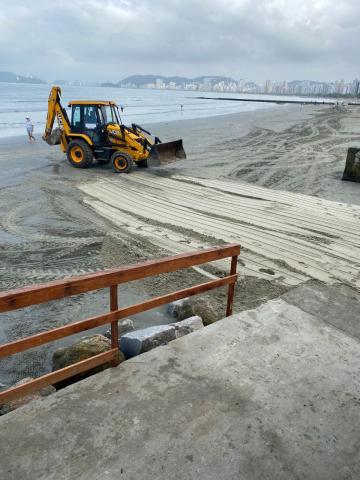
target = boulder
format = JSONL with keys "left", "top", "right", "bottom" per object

{"left": 52, "top": 334, "right": 124, "bottom": 389}
{"left": 171, "top": 316, "right": 204, "bottom": 338}
{"left": 167, "top": 298, "right": 193, "bottom": 321}
{"left": 120, "top": 325, "right": 176, "bottom": 358}
{"left": 168, "top": 297, "right": 218, "bottom": 326}
{"left": 0, "top": 377, "right": 55, "bottom": 415}
{"left": 104, "top": 319, "right": 135, "bottom": 340}
{"left": 190, "top": 298, "right": 218, "bottom": 326}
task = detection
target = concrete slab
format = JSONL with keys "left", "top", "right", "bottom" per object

{"left": 282, "top": 282, "right": 360, "bottom": 340}
{"left": 1, "top": 285, "right": 360, "bottom": 480}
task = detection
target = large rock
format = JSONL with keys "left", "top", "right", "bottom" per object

{"left": 171, "top": 316, "right": 204, "bottom": 338}
{"left": 168, "top": 297, "right": 218, "bottom": 326}
{"left": 190, "top": 298, "right": 218, "bottom": 326}
{"left": 104, "top": 319, "right": 135, "bottom": 340}
{"left": 0, "top": 377, "right": 55, "bottom": 415}
{"left": 167, "top": 298, "right": 193, "bottom": 321}
{"left": 120, "top": 325, "right": 176, "bottom": 358}
{"left": 52, "top": 334, "right": 124, "bottom": 388}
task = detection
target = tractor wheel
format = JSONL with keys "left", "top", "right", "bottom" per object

{"left": 111, "top": 152, "right": 133, "bottom": 173}
{"left": 66, "top": 140, "right": 93, "bottom": 168}
{"left": 136, "top": 159, "right": 148, "bottom": 168}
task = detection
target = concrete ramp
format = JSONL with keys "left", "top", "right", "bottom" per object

{"left": 1, "top": 283, "right": 360, "bottom": 480}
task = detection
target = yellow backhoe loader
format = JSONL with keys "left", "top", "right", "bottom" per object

{"left": 43, "top": 86, "right": 186, "bottom": 172}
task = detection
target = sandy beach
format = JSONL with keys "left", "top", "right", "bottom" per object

{"left": 0, "top": 103, "right": 359, "bottom": 384}
{"left": 153, "top": 103, "right": 360, "bottom": 205}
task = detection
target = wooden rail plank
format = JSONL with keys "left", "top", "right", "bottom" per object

{"left": 0, "top": 244, "right": 240, "bottom": 312}
{"left": 0, "top": 349, "right": 118, "bottom": 404}
{"left": 0, "top": 274, "right": 237, "bottom": 358}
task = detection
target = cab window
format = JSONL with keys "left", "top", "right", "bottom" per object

{"left": 103, "top": 105, "right": 115, "bottom": 123}
{"left": 71, "top": 106, "right": 81, "bottom": 128}
{"left": 84, "top": 106, "right": 99, "bottom": 129}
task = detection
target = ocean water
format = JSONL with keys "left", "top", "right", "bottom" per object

{"left": 0, "top": 82, "right": 315, "bottom": 139}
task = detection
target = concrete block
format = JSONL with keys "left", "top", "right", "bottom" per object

{"left": 171, "top": 316, "right": 204, "bottom": 338}
{"left": 120, "top": 325, "right": 176, "bottom": 358}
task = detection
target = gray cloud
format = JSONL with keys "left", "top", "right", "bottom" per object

{"left": 0, "top": 0, "right": 359, "bottom": 82}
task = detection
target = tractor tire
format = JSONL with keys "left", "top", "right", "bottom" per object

{"left": 136, "top": 159, "right": 148, "bottom": 168}
{"left": 66, "top": 140, "right": 93, "bottom": 168}
{"left": 111, "top": 151, "right": 133, "bottom": 173}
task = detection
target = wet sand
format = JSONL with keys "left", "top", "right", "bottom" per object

{"left": 0, "top": 103, "right": 359, "bottom": 385}
{"left": 152, "top": 104, "right": 360, "bottom": 205}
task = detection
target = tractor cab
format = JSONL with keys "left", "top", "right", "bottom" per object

{"left": 68, "top": 100, "right": 122, "bottom": 145}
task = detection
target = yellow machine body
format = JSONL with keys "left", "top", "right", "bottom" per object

{"left": 43, "top": 86, "right": 186, "bottom": 172}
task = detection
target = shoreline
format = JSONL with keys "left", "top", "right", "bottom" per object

{"left": 0, "top": 102, "right": 308, "bottom": 144}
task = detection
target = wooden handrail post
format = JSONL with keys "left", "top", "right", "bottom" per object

{"left": 110, "top": 285, "right": 119, "bottom": 366}
{"left": 226, "top": 255, "right": 238, "bottom": 317}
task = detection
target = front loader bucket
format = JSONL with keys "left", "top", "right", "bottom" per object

{"left": 43, "top": 127, "right": 62, "bottom": 146}
{"left": 342, "top": 147, "right": 360, "bottom": 182}
{"left": 148, "top": 139, "right": 186, "bottom": 166}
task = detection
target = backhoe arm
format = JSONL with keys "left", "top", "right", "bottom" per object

{"left": 43, "top": 86, "right": 71, "bottom": 148}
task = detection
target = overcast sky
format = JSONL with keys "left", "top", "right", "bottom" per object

{"left": 0, "top": 0, "right": 358, "bottom": 83}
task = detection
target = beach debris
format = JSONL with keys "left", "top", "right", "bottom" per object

{"left": 0, "top": 377, "right": 55, "bottom": 415}
{"left": 52, "top": 334, "right": 124, "bottom": 388}
{"left": 342, "top": 147, "right": 360, "bottom": 183}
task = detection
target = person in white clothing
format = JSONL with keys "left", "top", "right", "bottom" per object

{"left": 26, "top": 117, "right": 35, "bottom": 143}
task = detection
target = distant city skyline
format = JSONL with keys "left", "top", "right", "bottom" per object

{"left": 112, "top": 75, "right": 360, "bottom": 96}
{"left": 1, "top": 70, "right": 359, "bottom": 97}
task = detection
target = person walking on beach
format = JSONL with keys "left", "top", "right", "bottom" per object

{"left": 26, "top": 117, "right": 35, "bottom": 143}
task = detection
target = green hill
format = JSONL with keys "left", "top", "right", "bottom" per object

{"left": 0, "top": 71, "right": 46, "bottom": 84}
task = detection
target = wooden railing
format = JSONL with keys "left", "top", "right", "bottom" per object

{"left": 0, "top": 244, "right": 240, "bottom": 403}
